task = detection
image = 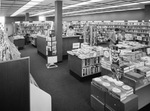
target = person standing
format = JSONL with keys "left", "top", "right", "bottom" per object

{"left": 108, "top": 28, "right": 123, "bottom": 46}
{"left": 66, "top": 25, "right": 75, "bottom": 36}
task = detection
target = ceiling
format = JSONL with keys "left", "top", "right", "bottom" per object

{"left": 0, "top": 0, "right": 150, "bottom": 17}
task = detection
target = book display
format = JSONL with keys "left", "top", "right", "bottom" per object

{"left": 46, "top": 29, "right": 58, "bottom": 68}
{"left": 0, "top": 24, "right": 20, "bottom": 62}
{"left": 15, "top": 21, "right": 53, "bottom": 35}
{"left": 98, "top": 43, "right": 150, "bottom": 110}
{"left": 97, "top": 20, "right": 150, "bottom": 45}
{"left": 68, "top": 44, "right": 103, "bottom": 77}
{"left": 91, "top": 75, "right": 138, "bottom": 111}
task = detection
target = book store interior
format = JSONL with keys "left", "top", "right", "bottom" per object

{"left": 1, "top": 0, "right": 150, "bottom": 111}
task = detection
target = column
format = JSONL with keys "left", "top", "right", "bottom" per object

{"left": 25, "top": 13, "right": 29, "bottom": 21}
{"left": 55, "top": 0, "right": 63, "bottom": 62}
{"left": 145, "top": 5, "right": 150, "bottom": 21}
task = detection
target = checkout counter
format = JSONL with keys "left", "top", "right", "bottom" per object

{"left": 62, "top": 35, "right": 82, "bottom": 56}
{"left": 37, "top": 34, "right": 83, "bottom": 57}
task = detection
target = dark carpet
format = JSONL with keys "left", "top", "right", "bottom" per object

{"left": 20, "top": 44, "right": 150, "bottom": 111}
{"left": 20, "top": 45, "right": 94, "bottom": 111}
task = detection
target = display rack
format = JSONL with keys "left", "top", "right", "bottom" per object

{"left": 46, "top": 29, "right": 58, "bottom": 68}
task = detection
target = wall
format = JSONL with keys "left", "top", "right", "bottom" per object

{"left": 63, "top": 9, "right": 145, "bottom": 21}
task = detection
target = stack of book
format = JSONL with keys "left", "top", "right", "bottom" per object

{"left": 92, "top": 75, "right": 134, "bottom": 101}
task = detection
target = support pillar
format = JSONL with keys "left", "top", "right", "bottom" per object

{"left": 55, "top": 0, "right": 62, "bottom": 62}
{"left": 25, "top": 13, "right": 29, "bottom": 21}
{"left": 145, "top": 4, "right": 150, "bottom": 21}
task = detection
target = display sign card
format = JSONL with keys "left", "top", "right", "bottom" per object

{"left": 47, "top": 56, "right": 57, "bottom": 64}
{"left": 72, "top": 43, "right": 80, "bottom": 49}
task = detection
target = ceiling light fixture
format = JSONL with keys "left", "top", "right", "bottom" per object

{"left": 31, "top": 0, "right": 104, "bottom": 16}
{"left": 33, "top": 0, "right": 150, "bottom": 17}
{"left": 63, "top": 8, "right": 142, "bottom": 17}
{"left": 11, "top": 0, "right": 44, "bottom": 17}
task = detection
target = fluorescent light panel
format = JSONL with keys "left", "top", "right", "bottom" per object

{"left": 34, "top": 0, "right": 150, "bottom": 17}
{"left": 11, "top": 0, "right": 44, "bottom": 17}
{"left": 31, "top": 0, "right": 104, "bottom": 16}
{"left": 63, "top": 8, "right": 142, "bottom": 17}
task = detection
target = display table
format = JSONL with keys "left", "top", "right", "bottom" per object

{"left": 68, "top": 53, "right": 101, "bottom": 78}
{"left": 91, "top": 80, "right": 138, "bottom": 111}
{"left": 62, "top": 35, "right": 81, "bottom": 56}
{"left": 101, "top": 67, "right": 150, "bottom": 110}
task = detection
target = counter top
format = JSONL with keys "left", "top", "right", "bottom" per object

{"left": 62, "top": 35, "right": 81, "bottom": 38}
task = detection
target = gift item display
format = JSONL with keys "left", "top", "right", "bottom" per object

{"left": 0, "top": 24, "right": 20, "bottom": 62}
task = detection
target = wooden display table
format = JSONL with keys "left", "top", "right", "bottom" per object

{"left": 68, "top": 54, "right": 101, "bottom": 78}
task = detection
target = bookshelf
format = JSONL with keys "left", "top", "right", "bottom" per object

{"left": 97, "top": 20, "right": 150, "bottom": 44}
{"left": 15, "top": 21, "right": 54, "bottom": 36}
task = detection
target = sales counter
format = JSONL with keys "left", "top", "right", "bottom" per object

{"left": 62, "top": 35, "right": 82, "bottom": 56}
{"left": 37, "top": 34, "right": 82, "bottom": 58}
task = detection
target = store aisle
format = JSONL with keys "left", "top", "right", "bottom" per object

{"left": 20, "top": 45, "right": 94, "bottom": 111}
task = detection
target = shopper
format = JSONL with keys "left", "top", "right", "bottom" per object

{"left": 66, "top": 25, "right": 75, "bottom": 36}
{"left": 108, "top": 28, "right": 123, "bottom": 46}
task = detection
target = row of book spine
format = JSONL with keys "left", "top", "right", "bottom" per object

{"left": 82, "top": 56, "right": 101, "bottom": 67}
{"left": 82, "top": 65, "right": 101, "bottom": 77}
